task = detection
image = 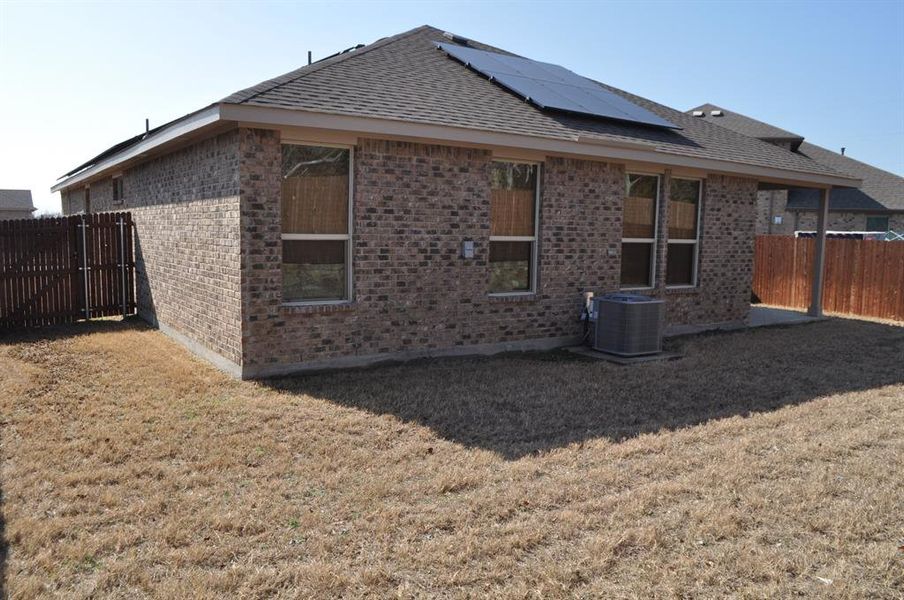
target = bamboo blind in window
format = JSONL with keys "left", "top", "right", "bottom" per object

{"left": 491, "top": 189, "right": 535, "bottom": 237}
{"left": 669, "top": 201, "right": 698, "bottom": 239}
{"left": 623, "top": 195, "right": 656, "bottom": 238}
{"left": 281, "top": 175, "right": 348, "bottom": 234}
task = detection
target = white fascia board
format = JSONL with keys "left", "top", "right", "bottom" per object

{"left": 221, "top": 104, "right": 861, "bottom": 189}
{"left": 51, "top": 105, "right": 222, "bottom": 193}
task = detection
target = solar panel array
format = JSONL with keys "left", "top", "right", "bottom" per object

{"left": 436, "top": 42, "right": 680, "bottom": 130}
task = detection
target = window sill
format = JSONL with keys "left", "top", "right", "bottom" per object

{"left": 281, "top": 301, "right": 356, "bottom": 314}
{"left": 664, "top": 285, "right": 700, "bottom": 294}
{"left": 488, "top": 292, "right": 538, "bottom": 303}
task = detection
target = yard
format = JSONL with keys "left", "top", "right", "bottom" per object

{"left": 1, "top": 318, "right": 902, "bottom": 598}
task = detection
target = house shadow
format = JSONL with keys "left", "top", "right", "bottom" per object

{"left": 0, "top": 317, "right": 148, "bottom": 347}
{"left": 264, "top": 319, "right": 904, "bottom": 460}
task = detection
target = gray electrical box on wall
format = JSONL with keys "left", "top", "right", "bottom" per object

{"left": 461, "top": 240, "right": 475, "bottom": 259}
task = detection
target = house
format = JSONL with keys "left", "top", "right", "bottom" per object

{"left": 52, "top": 26, "right": 858, "bottom": 378}
{"left": 0, "top": 190, "right": 37, "bottom": 220}
{"left": 688, "top": 104, "right": 904, "bottom": 235}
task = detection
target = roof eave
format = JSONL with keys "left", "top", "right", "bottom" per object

{"left": 52, "top": 102, "right": 861, "bottom": 194}
{"left": 51, "top": 105, "right": 224, "bottom": 193}
{"left": 223, "top": 104, "right": 861, "bottom": 189}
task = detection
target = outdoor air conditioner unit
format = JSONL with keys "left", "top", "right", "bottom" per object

{"left": 592, "top": 293, "right": 664, "bottom": 356}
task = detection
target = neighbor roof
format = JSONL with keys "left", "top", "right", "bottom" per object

{"left": 788, "top": 142, "right": 904, "bottom": 212}
{"left": 55, "top": 25, "right": 859, "bottom": 192}
{"left": 0, "top": 189, "right": 36, "bottom": 211}
{"left": 688, "top": 104, "right": 903, "bottom": 212}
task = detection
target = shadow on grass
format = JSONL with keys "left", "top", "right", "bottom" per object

{"left": 265, "top": 319, "right": 904, "bottom": 460}
{"left": 0, "top": 316, "right": 149, "bottom": 347}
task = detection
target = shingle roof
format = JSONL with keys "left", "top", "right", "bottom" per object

{"left": 788, "top": 142, "right": 904, "bottom": 212}
{"left": 688, "top": 103, "right": 804, "bottom": 145}
{"left": 687, "top": 104, "right": 903, "bottom": 212}
{"left": 0, "top": 189, "right": 36, "bottom": 211}
{"left": 222, "top": 26, "right": 845, "bottom": 180}
{"left": 62, "top": 131, "right": 157, "bottom": 179}
{"left": 59, "top": 25, "right": 856, "bottom": 189}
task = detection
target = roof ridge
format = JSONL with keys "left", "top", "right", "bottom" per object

{"left": 688, "top": 103, "right": 804, "bottom": 140}
{"left": 223, "top": 25, "right": 436, "bottom": 105}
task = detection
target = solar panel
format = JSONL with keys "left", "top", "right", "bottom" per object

{"left": 435, "top": 42, "right": 680, "bottom": 130}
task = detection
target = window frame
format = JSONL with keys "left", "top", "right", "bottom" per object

{"left": 621, "top": 172, "right": 661, "bottom": 291}
{"left": 488, "top": 160, "right": 541, "bottom": 297}
{"left": 666, "top": 176, "right": 703, "bottom": 289}
{"left": 279, "top": 141, "right": 354, "bottom": 306}
{"left": 112, "top": 175, "right": 124, "bottom": 205}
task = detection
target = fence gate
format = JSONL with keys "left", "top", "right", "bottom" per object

{"left": 0, "top": 213, "right": 135, "bottom": 330}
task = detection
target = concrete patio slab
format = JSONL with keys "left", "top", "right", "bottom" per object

{"left": 663, "top": 305, "right": 823, "bottom": 338}
{"left": 745, "top": 306, "right": 824, "bottom": 328}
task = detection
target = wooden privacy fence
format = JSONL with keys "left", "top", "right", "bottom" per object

{"left": 753, "top": 235, "right": 904, "bottom": 322}
{"left": 0, "top": 213, "right": 135, "bottom": 329}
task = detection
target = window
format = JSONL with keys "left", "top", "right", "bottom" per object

{"left": 112, "top": 176, "right": 124, "bottom": 204}
{"left": 489, "top": 162, "right": 539, "bottom": 294}
{"left": 621, "top": 174, "right": 659, "bottom": 288}
{"left": 866, "top": 216, "right": 889, "bottom": 232}
{"left": 280, "top": 144, "right": 352, "bottom": 303}
{"left": 666, "top": 178, "right": 701, "bottom": 287}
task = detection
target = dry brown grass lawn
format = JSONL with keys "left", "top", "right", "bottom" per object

{"left": 1, "top": 318, "right": 902, "bottom": 598}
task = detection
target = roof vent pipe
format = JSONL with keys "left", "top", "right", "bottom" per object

{"left": 308, "top": 51, "right": 312, "bottom": 65}
{"left": 841, "top": 147, "right": 846, "bottom": 156}
{"left": 145, "top": 118, "right": 149, "bottom": 133}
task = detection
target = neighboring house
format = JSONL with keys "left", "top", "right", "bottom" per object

{"left": 52, "top": 26, "right": 858, "bottom": 378}
{"left": 0, "top": 189, "right": 37, "bottom": 220}
{"left": 688, "top": 104, "right": 904, "bottom": 234}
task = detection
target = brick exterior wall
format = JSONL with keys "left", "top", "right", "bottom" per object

{"left": 755, "top": 190, "right": 903, "bottom": 234}
{"left": 643, "top": 172, "right": 757, "bottom": 326}
{"left": 61, "top": 127, "right": 759, "bottom": 376}
{"left": 238, "top": 132, "right": 626, "bottom": 373}
{"left": 62, "top": 131, "right": 243, "bottom": 367}
{"left": 238, "top": 131, "right": 757, "bottom": 374}
{"left": 756, "top": 190, "right": 798, "bottom": 235}
{"left": 63, "top": 188, "right": 88, "bottom": 214}
{"left": 794, "top": 211, "right": 904, "bottom": 233}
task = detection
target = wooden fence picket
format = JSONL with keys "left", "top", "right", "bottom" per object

{"left": 753, "top": 235, "right": 904, "bottom": 322}
{"left": 0, "top": 213, "right": 136, "bottom": 330}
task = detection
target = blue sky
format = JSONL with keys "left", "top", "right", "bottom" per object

{"left": 1, "top": 0, "right": 902, "bottom": 214}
